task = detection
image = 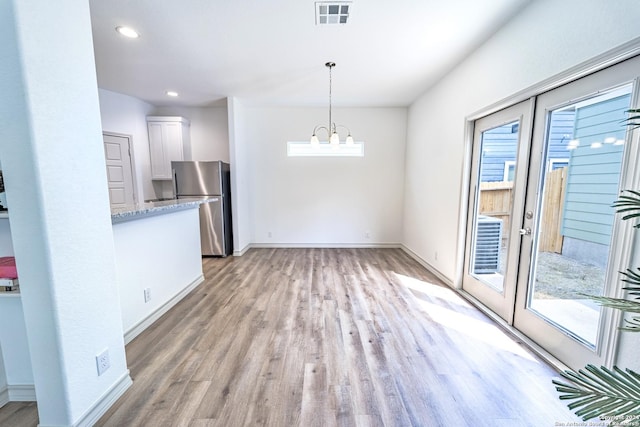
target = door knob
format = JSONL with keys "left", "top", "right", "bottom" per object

{"left": 519, "top": 227, "right": 532, "bottom": 235}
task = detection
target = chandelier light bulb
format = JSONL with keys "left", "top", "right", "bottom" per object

{"left": 345, "top": 135, "right": 354, "bottom": 145}
{"left": 310, "top": 134, "right": 320, "bottom": 146}
{"left": 330, "top": 132, "right": 340, "bottom": 146}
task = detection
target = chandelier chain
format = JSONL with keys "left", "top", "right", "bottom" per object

{"left": 310, "top": 61, "right": 352, "bottom": 146}
{"left": 328, "top": 63, "right": 333, "bottom": 133}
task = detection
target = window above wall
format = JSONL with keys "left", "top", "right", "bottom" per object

{"left": 287, "top": 141, "right": 364, "bottom": 157}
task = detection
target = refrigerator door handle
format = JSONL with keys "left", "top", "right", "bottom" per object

{"left": 172, "top": 168, "right": 178, "bottom": 199}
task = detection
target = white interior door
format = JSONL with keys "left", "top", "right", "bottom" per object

{"left": 103, "top": 133, "right": 136, "bottom": 207}
{"left": 513, "top": 57, "right": 640, "bottom": 369}
{"left": 462, "top": 100, "right": 533, "bottom": 322}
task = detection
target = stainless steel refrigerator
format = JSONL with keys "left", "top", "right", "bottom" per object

{"left": 172, "top": 161, "right": 233, "bottom": 256}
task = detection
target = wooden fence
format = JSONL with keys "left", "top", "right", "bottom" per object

{"left": 479, "top": 166, "right": 566, "bottom": 253}
{"left": 538, "top": 167, "right": 566, "bottom": 253}
{"left": 478, "top": 181, "right": 513, "bottom": 239}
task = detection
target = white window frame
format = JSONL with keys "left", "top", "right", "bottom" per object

{"left": 548, "top": 158, "right": 569, "bottom": 170}
{"left": 287, "top": 141, "right": 364, "bottom": 157}
{"left": 503, "top": 160, "right": 516, "bottom": 181}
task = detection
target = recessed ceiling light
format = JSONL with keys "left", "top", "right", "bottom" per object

{"left": 166, "top": 91, "right": 179, "bottom": 97}
{"left": 115, "top": 26, "right": 139, "bottom": 39}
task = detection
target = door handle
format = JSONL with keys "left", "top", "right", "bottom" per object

{"left": 519, "top": 227, "right": 532, "bottom": 236}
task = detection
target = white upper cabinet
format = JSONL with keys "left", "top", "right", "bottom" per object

{"left": 147, "top": 116, "right": 191, "bottom": 180}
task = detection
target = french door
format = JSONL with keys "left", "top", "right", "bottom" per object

{"left": 463, "top": 55, "right": 640, "bottom": 370}
{"left": 463, "top": 100, "right": 533, "bottom": 321}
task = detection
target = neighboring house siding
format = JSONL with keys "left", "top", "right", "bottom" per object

{"left": 547, "top": 110, "right": 576, "bottom": 163}
{"left": 561, "top": 94, "right": 630, "bottom": 245}
{"left": 479, "top": 123, "right": 518, "bottom": 182}
{"left": 479, "top": 111, "right": 575, "bottom": 182}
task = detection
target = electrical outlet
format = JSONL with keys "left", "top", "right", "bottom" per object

{"left": 267, "top": 231, "right": 272, "bottom": 238}
{"left": 144, "top": 287, "right": 151, "bottom": 303}
{"left": 365, "top": 231, "right": 371, "bottom": 239}
{"left": 435, "top": 251, "right": 438, "bottom": 261}
{"left": 96, "top": 349, "right": 110, "bottom": 376}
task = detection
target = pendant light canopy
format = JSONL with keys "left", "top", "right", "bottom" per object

{"left": 311, "top": 62, "right": 354, "bottom": 147}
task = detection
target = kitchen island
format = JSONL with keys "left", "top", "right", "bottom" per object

{"left": 111, "top": 197, "right": 214, "bottom": 223}
{"left": 111, "top": 197, "right": 216, "bottom": 343}
{"left": 0, "top": 197, "right": 215, "bottom": 407}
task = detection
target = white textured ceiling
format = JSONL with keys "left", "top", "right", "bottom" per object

{"left": 89, "top": 0, "right": 531, "bottom": 107}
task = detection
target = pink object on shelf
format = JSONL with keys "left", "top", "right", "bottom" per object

{"left": 0, "top": 257, "right": 17, "bottom": 279}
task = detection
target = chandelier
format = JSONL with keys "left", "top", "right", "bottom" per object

{"left": 310, "top": 62, "right": 354, "bottom": 146}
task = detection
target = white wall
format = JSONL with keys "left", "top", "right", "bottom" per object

{"left": 0, "top": 348, "right": 6, "bottom": 403}
{"left": 152, "top": 105, "right": 230, "bottom": 162}
{"left": 0, "top": 220, "right": 13, "bottom": 256}
{"left": 403, "top": 0, "right": 640, "bottom": 368}
{"left": 0, "top": 1, "right": 130, "bottom": 424}
{"left": 240, "top": 106, "right": 406, "bottom": 246}
{"left": 228, "top": 98, "right": 253, "bottom": 254}
{"left": 403, "top": 0, "right": 640, "bottom": 283}
{"left": 0, "top": 221, "right": 22, "bottom": 402}
{"left": 0, "top": 297, "right": 32, "bottom": 392}
{"left": 112, "top": 208, "right": 203, "bottom": 340}
{"left": 99, "top": 89, "right": 155, "bottom": 201}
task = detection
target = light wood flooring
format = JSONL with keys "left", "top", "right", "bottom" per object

{"left": 0, "top": 248, "right": 579, "bottom": 426}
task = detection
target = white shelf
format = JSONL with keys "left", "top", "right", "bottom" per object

{"left": 0, "top": 292, "right": 20, "bottom": 298}
{"left": 0, "top": 213, "right": 8, "bottom": 219}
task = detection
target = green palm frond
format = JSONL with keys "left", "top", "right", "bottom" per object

{"left": 553, "top": 365, "right": 640, "bottom": 421}
{"left": 586, "top": 296, "right": 640, "bottom": 332}
{"left": 621, "top": 316, "right": 640, "bottom": 332}
{"left": 613, "top": 190, "right": 640, "bottom": 228}
{"left": 622, "top": 268, "right": 640, "bottom": 297}
{"left": 588, "top": 295, "right": 640, "bottom": 314}
{"left": 623, "top": 109, "right": 640, "bottom": 129}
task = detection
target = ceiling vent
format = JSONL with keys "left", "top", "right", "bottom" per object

{"left": 315, "top": 2, "right": 351, "bottom": 25}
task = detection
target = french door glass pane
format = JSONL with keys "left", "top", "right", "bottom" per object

{"left": 527, "top": 85, "right": 632, "bottom": 347}
{"left": 469, "top": 121, "right": 520, "bottom": 293}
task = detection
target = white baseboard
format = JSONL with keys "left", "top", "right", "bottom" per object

{"left": 7, "top": 384, "right": 36, "bottom": 401}
{"left": 233, "top": 244, "right": 251, "bottom": 256}
{"left": 0, "top": 383, "right": 37, "bottom": 408}
{"left": 0, "top": 376, "right": 131, "bottom": 426}
{"left": 0, "top": 385, "right": 7, "bottom": 408}
{"left": 67, "top": 371, "right": 132, "bottom": 427}
{"left": 123, "top": 274, "right": 205, "bottom": 344}
{"left": 400, "top": 244, "right": 454, "bottom": 288}
{"left": 0, "top": 384, "right": 37, "bottom": 410}
{"left": 248, "top": 243, "right": 402, "bottom": 249}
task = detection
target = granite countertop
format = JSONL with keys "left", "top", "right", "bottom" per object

{"left": 111, "top": 197, "right": 218, "bottom": 224}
